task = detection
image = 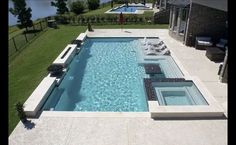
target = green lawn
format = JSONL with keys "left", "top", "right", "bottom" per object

{"left": 9, "top": 25, "right": 87, "bottom": 135}
{"left": 82, "top": 4, "right": 122, "bottom": 16}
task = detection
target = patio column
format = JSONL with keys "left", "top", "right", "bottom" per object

{"left": 169, "top": 6, "right": 173, "bottom": 29}
{"left": 219, "top": 48, "right": 228, "bottom": 83}
{"left": 171, "top": 7, "right": 176, "bottom": 30}
{"left": 177, "top": 8, "right": 182, "bottom": 34}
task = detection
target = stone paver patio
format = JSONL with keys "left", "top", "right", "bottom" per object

{"left": 9, "top": 29, "right": 227, "bottom": 145}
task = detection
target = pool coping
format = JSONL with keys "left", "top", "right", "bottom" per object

{"left": 23, "top": 34, "right": 225, "bottom": 119}
{"left": 40, "top": 111, "right": 151, "bottom": 118}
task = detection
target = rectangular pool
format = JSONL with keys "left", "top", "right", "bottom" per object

{"left": 42, "top": 38, "right": 148, "bottom": 111}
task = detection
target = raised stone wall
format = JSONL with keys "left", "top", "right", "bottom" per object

{"left": 185, "top": 3, "right": 227, "bottom": 46}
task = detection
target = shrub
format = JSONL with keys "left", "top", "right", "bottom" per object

{"left": 15, "top": 102, "right": 27, "bottom": 123}
{"left": 87, "top": 0, "right": 100, "bottom": 10}
{"left": 70, "top": 1, "right": 85, "bottom": 15}
{"left": 47, "top": 64, "right": 63, "bottom": 76}
{"left": 113, "top": 0, "right": 125, "bottom": 4}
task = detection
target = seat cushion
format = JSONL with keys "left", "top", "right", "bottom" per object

{"left": 197, "top": 40, "right": 213, "bottom": 46}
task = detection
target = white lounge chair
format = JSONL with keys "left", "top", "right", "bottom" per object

{"left": 157, "top": 49, "right": 170, "bottom": 55}
{"left": 195, "top": 36, "right": 213, "bottom": 50}
{"left": 154, "top": 44, "right": 167, "bottom": 52}
{"left": 147, "top": 40, "right": 163, "bottom": 46}
{"left": 145, "top": 46, "right": 170, "bottom": 56}
{"left": 141, "top": 37, "right": 147, "bottom": 45}
{"left": 216, "top": 39, "right": 227, "bottom": 49}
{"left": 145, "top": 48, "right": 157, "bottom": 55}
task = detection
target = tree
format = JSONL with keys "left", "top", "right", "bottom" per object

{"left": 111, "top": 0, "right": 114, "bottom": 8}
{"left": 87, "top": 0, "right": 100, "bottom": 10}
{"left": 51, "top": 0, "right": 69, "bottom": 14}
{"left": 9, "top": 0, "right": 33, "bottom": 30}
{"left": 70, "top": 1, "right": 85, "bottom": 15}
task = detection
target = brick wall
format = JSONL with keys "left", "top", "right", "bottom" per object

{"left": 185, "top": 3, "right": 227, "bottom": 46}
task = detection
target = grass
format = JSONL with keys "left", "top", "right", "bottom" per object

{"left": 9, "top": 25, "right": 87, "bottom": 135}
{"left": 9, "top": 20, "right": 47, "bottom": 39}
{"left": 82, "top": 4, "right": 122, "bottom": 16}
{"left": 9, "top": 25, "right": 20, "bottom": 35}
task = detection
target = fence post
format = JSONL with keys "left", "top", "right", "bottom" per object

{"left": 32, "top": 24, "right": 36, "bottom": 36}
{"left": 39, "top": 21, "right": 43, "bottom": 31}
{"left": 12, "top": 37, "right": 18, "bottom": 51}
{"left": 24, "top": 33, "right": 28, "bottom": 42}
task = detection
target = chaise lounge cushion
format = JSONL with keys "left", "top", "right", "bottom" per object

{"left": 195, "top": 36, "right": 213, "bottom": 49}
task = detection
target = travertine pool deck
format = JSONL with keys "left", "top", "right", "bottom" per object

{"left": 9, "top": 29, "right": 227, "bottom": 145}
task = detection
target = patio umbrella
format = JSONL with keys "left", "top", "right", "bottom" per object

{"left": 119, "top": 12, "right": 124, "bottom": 30}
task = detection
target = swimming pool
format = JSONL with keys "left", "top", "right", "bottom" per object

{"left": 42, "top": 38, "right": 148, "bottom": 112}
{"left": 111, "top": 6, "right": 145, "bottom": 12}
{"left": 106, "top": 4, "right": 152, "bottom": 14}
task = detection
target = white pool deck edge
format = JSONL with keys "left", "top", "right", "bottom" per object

{"left": 24, "top": 76, "right": 57, "bottom": 117}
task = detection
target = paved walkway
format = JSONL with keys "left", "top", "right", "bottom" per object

{"left": 9, "top": 29, "right": 227, "bottom": 145}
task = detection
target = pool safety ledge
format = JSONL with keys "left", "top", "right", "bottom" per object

{"left": 147, "top": 77, "right": 225, "bottom": 118}
{"left": 24, "top": 76, "right": 57, "bottom": 117}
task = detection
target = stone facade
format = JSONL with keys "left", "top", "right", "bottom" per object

{"left": 185, "top": 3, "right": 227, "bottom": 46}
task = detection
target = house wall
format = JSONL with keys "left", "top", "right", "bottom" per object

{"left": 185, "top": 3, "right": 227, "bottom": 46}
{"left": 192, "top": 0, "right": 227, "bottom": 12}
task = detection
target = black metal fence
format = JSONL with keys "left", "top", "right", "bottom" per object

{"left": 9, "top": 19, "right": 48, "bottom": 58}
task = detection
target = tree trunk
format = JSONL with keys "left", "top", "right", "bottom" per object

{"left": 25, "top": 27, "right": 28, "bottom": 33}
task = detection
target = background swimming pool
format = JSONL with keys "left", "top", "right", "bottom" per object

{"left": 42, "top": 38, "right": 148, "bottom": 112}
{"left": 111, "top": 6, "right": 147, "bottom": 12}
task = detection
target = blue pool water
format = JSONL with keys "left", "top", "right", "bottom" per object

{"left": 153, "top": 82, "right": 208, "bottom": 106}
{"left": 42, "top": 38, "right": 148, "bottom": 111}
{"left": 111, "top": 6, "right": 147, "bottom": 13}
